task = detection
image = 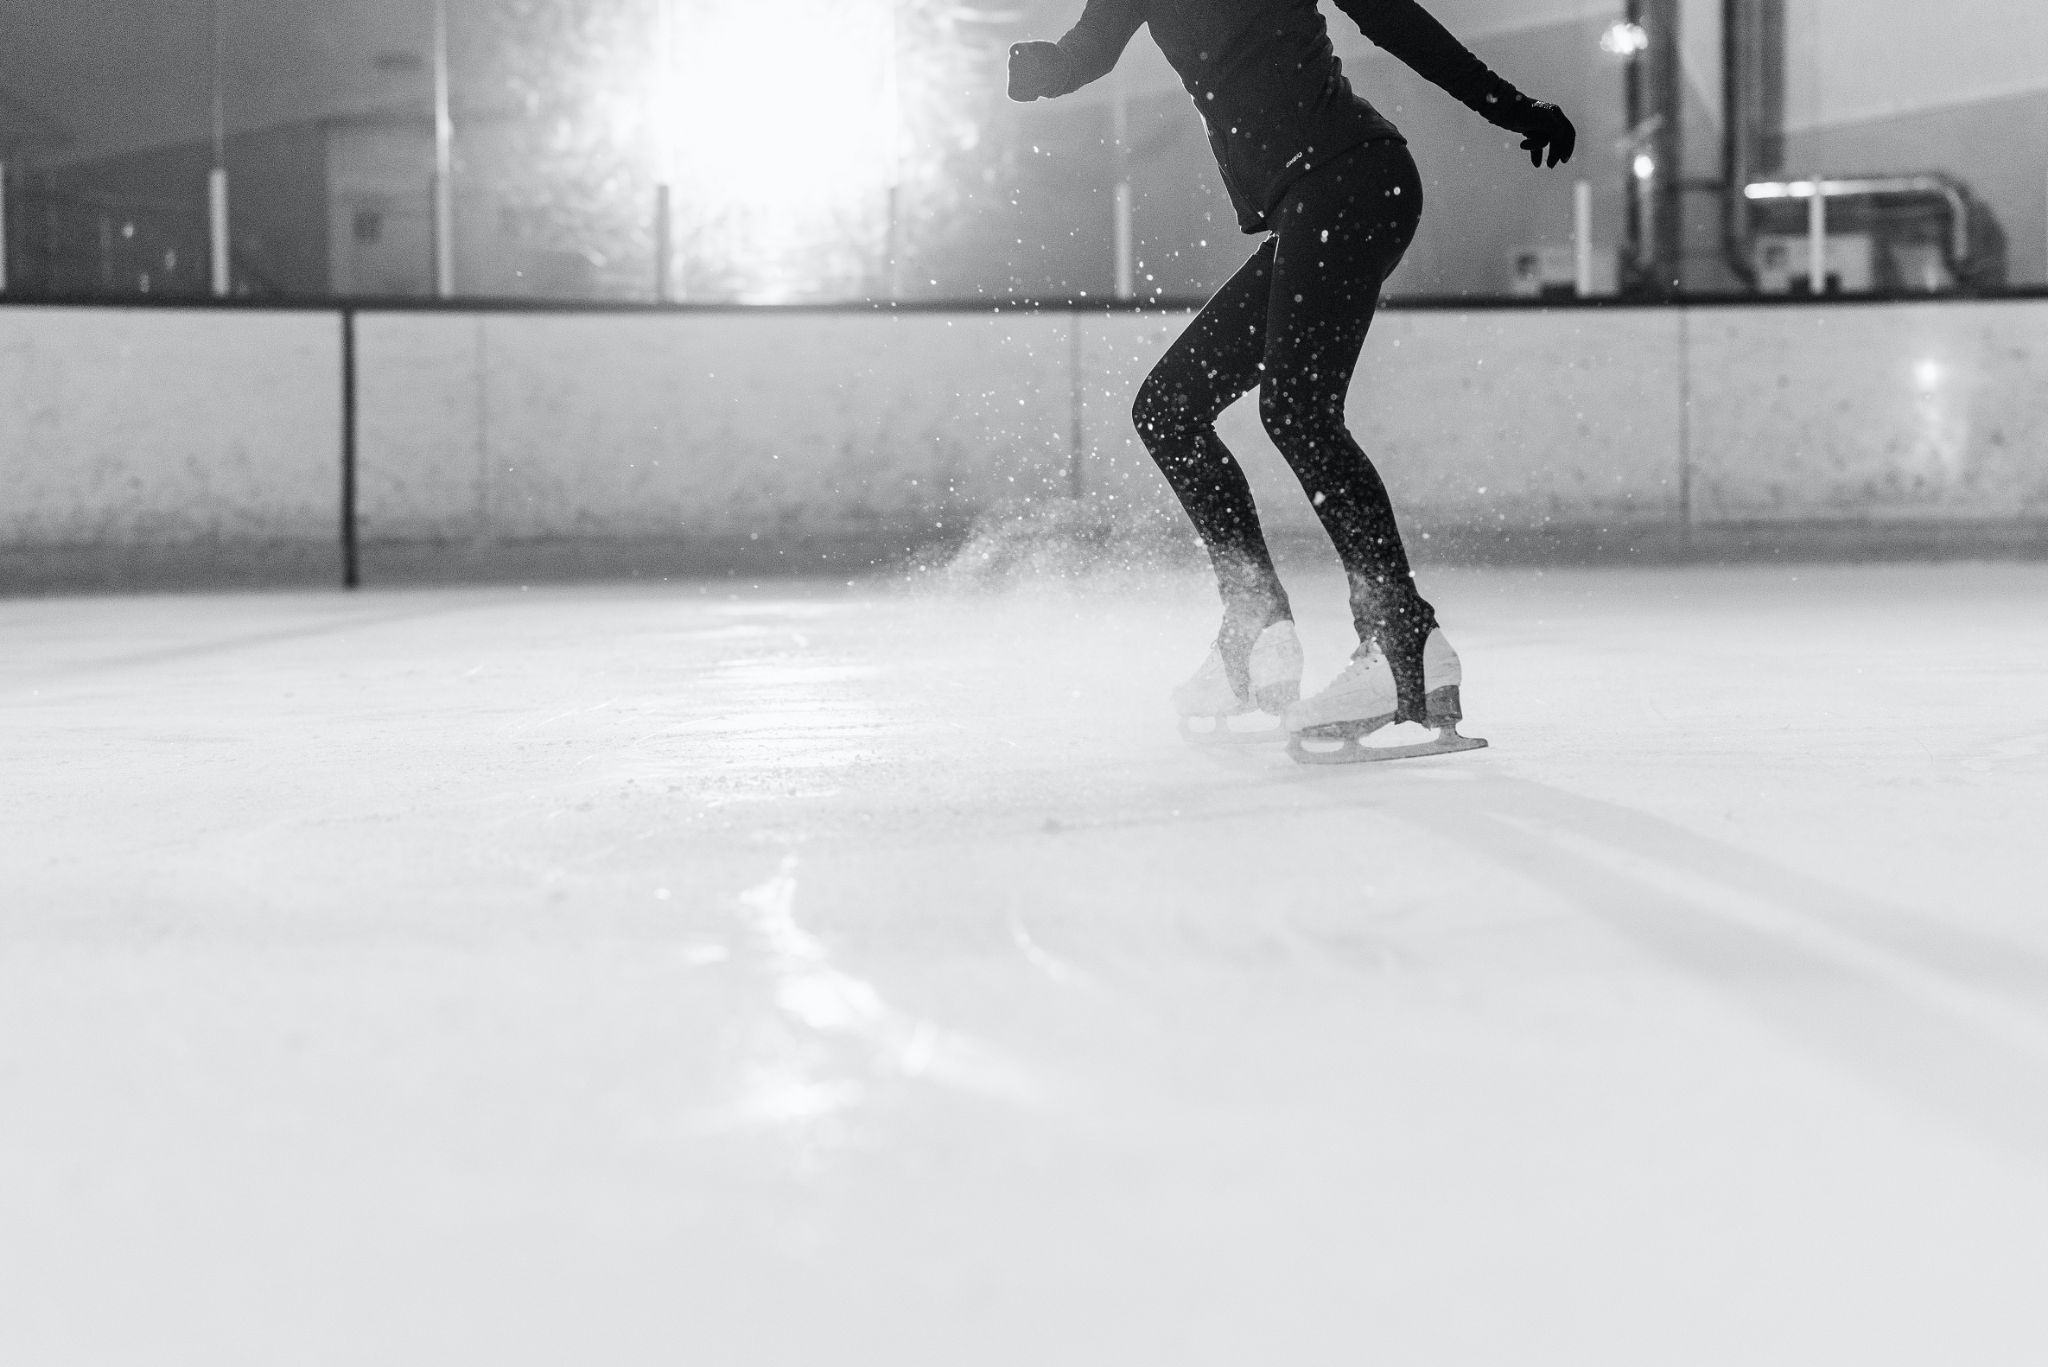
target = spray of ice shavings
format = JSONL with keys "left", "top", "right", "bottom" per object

{"left": 718, "top": 856, "right": 1036, "bottom": 1130}
{"left": 910, "top": 493, "right": 1201, "bottom": 590}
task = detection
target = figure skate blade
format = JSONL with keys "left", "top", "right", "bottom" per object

{"left": 1289, "top": 723, "right": 1489, "bottom": 766}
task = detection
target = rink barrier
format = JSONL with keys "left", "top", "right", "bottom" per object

{"left": 3, "top": 291, "right": 2047, "bottom": 589}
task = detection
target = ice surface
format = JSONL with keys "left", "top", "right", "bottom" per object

{"left": 4, "top": 562, "right": 2048, "bottom": 1365}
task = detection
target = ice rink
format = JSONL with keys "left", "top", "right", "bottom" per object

{"left": 5, "top": 559, "right": 2048, "bottom": 1365}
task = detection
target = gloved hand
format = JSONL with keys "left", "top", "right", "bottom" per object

{"left": 1494, "top": 99, "right": 1577, "bottom": 168}
{"left": 1008, "top": 41, "right": 1065, "bottom": 102}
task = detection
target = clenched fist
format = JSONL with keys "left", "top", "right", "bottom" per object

{"left": 1008, "top": 41, "right": 1064, "bottom": 102}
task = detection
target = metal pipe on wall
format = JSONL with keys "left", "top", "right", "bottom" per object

{"left": 1722, "top": 0, "right": 1750, "bottom": 285}
{"left": 209, "top": 170, "right": 230, "bottom": 296}
{"left": 1721, "top": 0, "right": 1783, "bottom": 288}
{"left": 1647, "top": 0, "right": 1683, "bottom": 294}
{"left": 431, "top": 0, "right": 456, "bottom": 298}
{"left": 1112, "top": 68, "right": 1134, "bottom": 300}
{"left": 209, "top": 0, "right": 230, "bottom": 296}
{"left": 1622, "top": 0, "right": 1682, "bottom": 296}
{"left": 655, "top": 184, "right": 673, "bottom": 302}
{"left": 653, "top": 0, "right": 677, "bottom": 302}
{"left": 883, "top": 0, "right": 905, "bottom": 299}
{"left": 1574, "top": 180, "right": 1595, "bottom": 296}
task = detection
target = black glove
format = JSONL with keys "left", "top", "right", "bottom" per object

{"left": 1494, "top": 99, "right": 1576, "bottom": 168}
{"left": 1008, "top": 41, "right": 1064, "bottom": 102}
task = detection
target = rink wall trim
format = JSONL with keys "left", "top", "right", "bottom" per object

{"left": 2, "top": 296, "right": 2046, "bottom": 586}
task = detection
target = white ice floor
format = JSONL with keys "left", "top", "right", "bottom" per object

{"left": 5, "top": 561, "right": 2048, "bottom": 1365}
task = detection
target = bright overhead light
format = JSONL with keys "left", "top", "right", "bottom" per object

{"left": 651, "top": 0, "right": 935, "bottom": 301}
{"left": 664, "top": 0, "right": 898, "bottom": 215}
{"left": 1600, "top": 21, "right": 1651, "bottom": 56}
{"left": 1632, "top": 153, "right": 1657, "bottom": 181}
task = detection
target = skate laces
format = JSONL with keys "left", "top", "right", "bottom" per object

{"left": 1334, "top": 642, "right": 1385, "bottom": 686}
{"left": 1296, "top": 647, "right": 1379, "bottom": 706}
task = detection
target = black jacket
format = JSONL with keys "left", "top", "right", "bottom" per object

{"left": 1020, "top": 0, "right": 1538, "bottom": 233}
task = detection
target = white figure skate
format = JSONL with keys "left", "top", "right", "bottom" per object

{"left": 1174, "top": 620, "right": 1303, "bottom": 744}
{"left": 1285, "top": 628, "right": 1487, "bottom": 764}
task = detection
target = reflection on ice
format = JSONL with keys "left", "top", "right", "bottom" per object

{"left": 721, "top": 857, "right": 1036, "bottom": 1136}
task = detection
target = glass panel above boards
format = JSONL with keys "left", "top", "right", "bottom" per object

{"left": 2, "top": 0, "right": 2042, "bottom": 305}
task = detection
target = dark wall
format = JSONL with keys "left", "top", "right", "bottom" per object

{"left": 11, "top": 120, "right": 329, "bottom": 297}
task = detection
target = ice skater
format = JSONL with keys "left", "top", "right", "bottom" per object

{"left": 1008, "top": 0, "right": 1575, "bottom": 762}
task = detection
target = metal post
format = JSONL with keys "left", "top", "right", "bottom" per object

{"left": 649, "top": 0, "right": 680, "bottom": 302}
{"left": 1623, "top": 0, "right": 1643, "bottom": 281}
{"left": 1574, "top": 180, "right": 1595, "bottom": 296}
{"left": 881, "top": 0, "right": 904, "bottom": 299}
{"left": 655, "top": 183, "right": 672, "bottom": 302}
{"left": 1112, "top": 69, "right": 1134, "bottom": 300}
{"left": 431, "top": 0, "right": 455, "bottom": 297}
{"left": 1632, "top": 157, "right": 1654, "bottom": 293}
{"left": 1721, "top": 0, "right": 1783, "bottom": 287}
{"left": 1113, "top": 184, "right": 1134, "bottom": 300}
{"left": 1807, "top": 180, "right": 1827, "bottom": 294}
{"left": 884, "top": 184, "right": 903, "bottom": 300}
{"left": 1622, "top": 0, "right": 1681, "bottom": 294}
{"left": 209, "top": 0, "right": 230, "bottom": 296}
{"left": 1722, "top": 0, "right": 1750, "bottom": 282}
{"left": 1647, "top": 0, "right": 1682, "bottom": 292}
{"left": 209, "top": 170, "right": 230, "bottom": 295}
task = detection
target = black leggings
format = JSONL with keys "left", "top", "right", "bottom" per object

{"left": 1134, "top": 139, "right": 1435, "bottom": 658}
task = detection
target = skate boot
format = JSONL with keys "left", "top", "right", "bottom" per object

{"left": 1284, "top": 628, "right": 1487, "bottom": 765}
{"left": 1174, "top": 619, "right": 1303, "bottom": 743}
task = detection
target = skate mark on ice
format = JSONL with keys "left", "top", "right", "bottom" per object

{"left": 1361, "top": 775, "right": 2048, "bottom": 1164}
{"left": 504, "top": 696, "right": 622, "bottom": 736}
{"left": 1453, "top": 777, "right": 2048, "bottom": 1011}
{"left": 1964, "top": 733, "right": 2048, "bottom": 773}
{"left": 1262, "top": 763, "right": 2048, "bottom": 1013}
{"left": 3, "top": 599, "right": 484, "bottom": 695}
{"left": 1531, "top": 821, "right": 2048, "bottom": 1063}
{"left": 713, "top": 857, "right": 1037, "bottom": 1134}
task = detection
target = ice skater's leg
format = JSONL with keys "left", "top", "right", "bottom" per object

{"left": 1133, "top": 240, "right": 1294, "bottom": 692}
{"left": 1257, "top": 142, "right": 1441, "bottom": 717}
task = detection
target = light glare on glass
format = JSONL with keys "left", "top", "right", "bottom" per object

{"left": 1601, "top": 21, "right": 1651, "bottom": 56}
